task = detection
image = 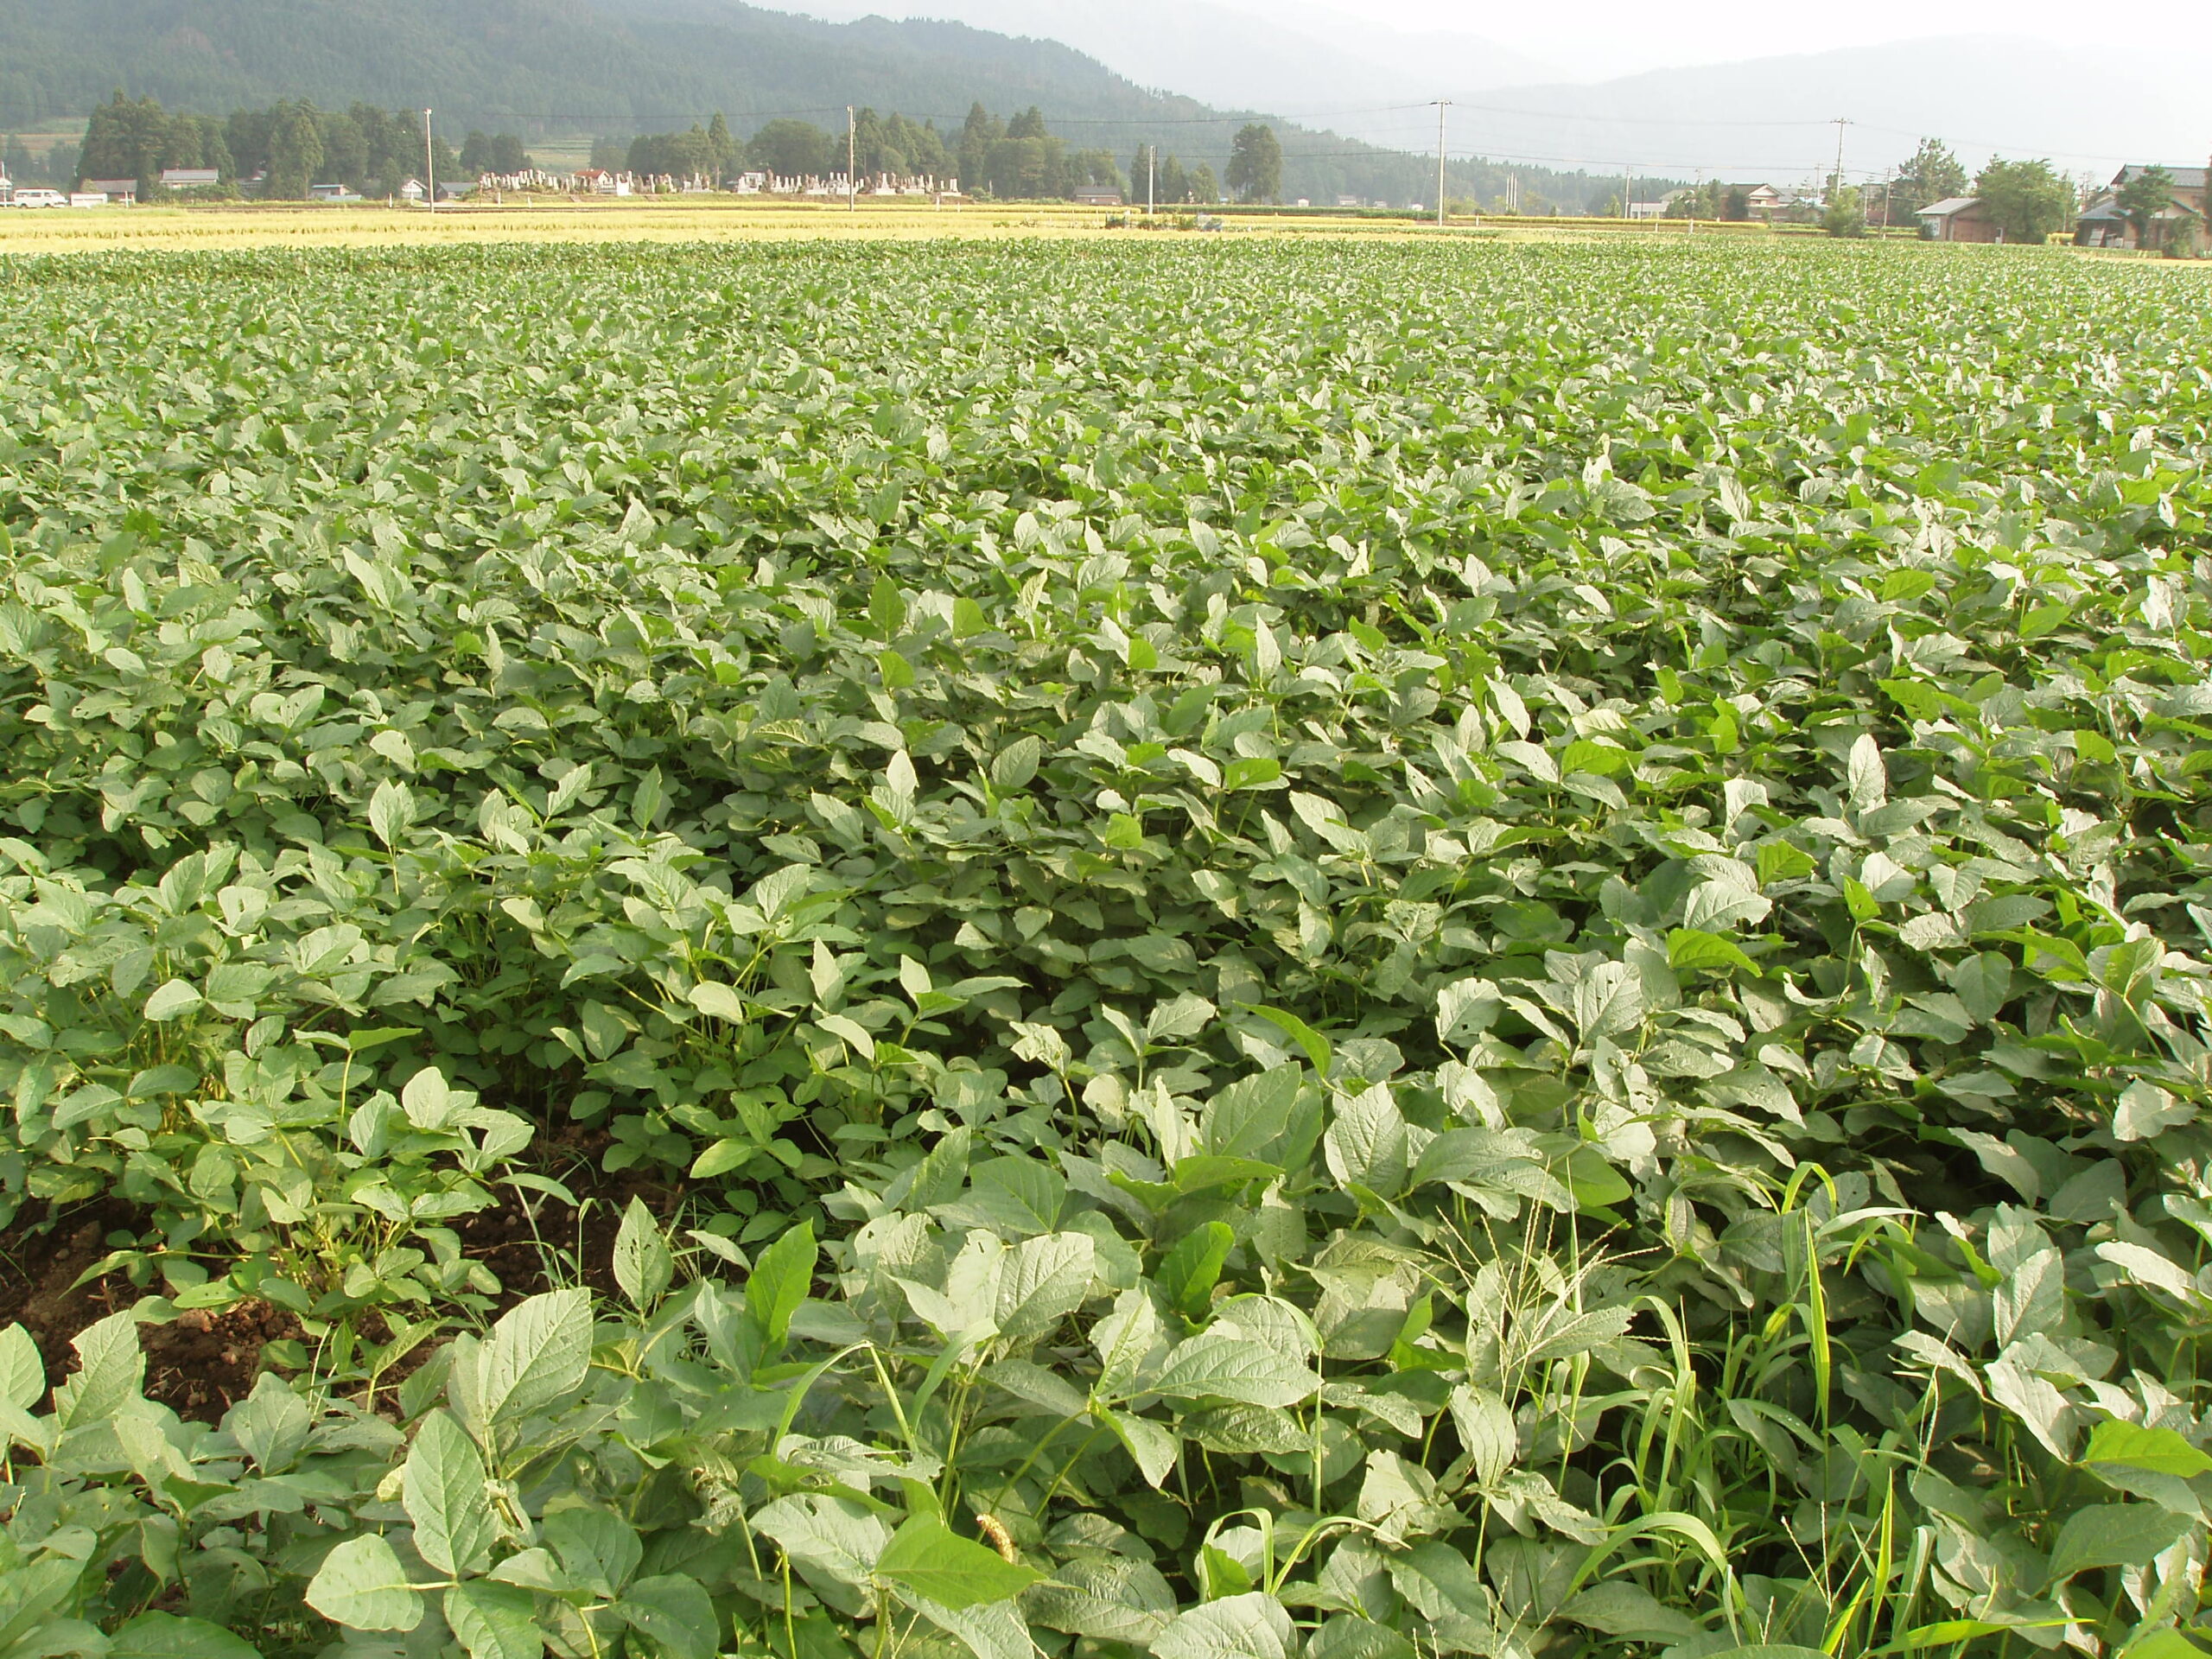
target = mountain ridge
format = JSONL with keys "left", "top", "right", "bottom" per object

{"left": 792, "top": 0, "right": 1561, "bottom": 118}
{"left": 1418, "top": 34, "right": 2206, "bottom": 178}
{"left": 0, "top": 0, "right": 1643, "bottom": 207}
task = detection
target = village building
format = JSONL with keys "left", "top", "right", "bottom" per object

{"left": 1718, "top": 183, "right": 1787, "bottom": 218}
{"left": 1918, "top": 197, "right": 2001, "bottom": 243}
{"left": 159, "top": 168, "right": 220, "bottom": 191}
{"left": 79, "top": 179, "right": 137, "bottom": 204}
{"left": 2075, "top": 165, "right": 2208, "bottom": 251}
{"left": 1072, "top": 184, "right": 1123, "bottom": 206}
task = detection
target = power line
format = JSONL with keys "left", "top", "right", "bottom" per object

{"left": 1413, "top": 101, "right": 1841, "bottom": 130}
{"left": 1850, "top": 119, "right": 2138, "bottom": 167}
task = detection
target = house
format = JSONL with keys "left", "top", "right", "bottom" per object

{"left": 1919, "top": 197, "right": 2000, "bottom": 243}
{"left": 160, "top": 168, "right": 219, "bottom": 191}
{"left": 309, "top": 183, "right": 361, "bottom": 202}
{"left": 80, "top": 179, "right": 137, "bottom": 205}
{"left": 398, "top": 177, "right": 425, "bottom": 202}
{"left": 1073, "top": 185, "right": 1123, "bottom": 207}
{"left": 2075, "top": 164, "right": 2207, "bottom": 250}
{"left": 1719, "top": 183, "right": 1786, "bottom": 218}
{"left": 1626, "top": 200, "right": 1668, "bottom": 219}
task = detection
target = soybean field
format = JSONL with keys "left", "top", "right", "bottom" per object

{"left": 1, "top": 238, "right": 2210, "bottom": 1659}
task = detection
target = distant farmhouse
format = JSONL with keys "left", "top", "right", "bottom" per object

{"left": 1919, "top": 197, "right": 2000, "bottom": 243}
{"left": 79, "top": 179, "right": 137, "bottom": 205}
{"left": 2075, "top": 165, "right": 2208, "bottom": 251}
{"left": 160, "top": 168, "right": 220, "bottom": 192}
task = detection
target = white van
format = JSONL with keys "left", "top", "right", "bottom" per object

{"left": 14, "top": 189, "right": 66, "bottom": 208}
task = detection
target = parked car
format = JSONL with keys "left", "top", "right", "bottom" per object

{"left": 13, "top": 189, "right": 67, "bottom": 208}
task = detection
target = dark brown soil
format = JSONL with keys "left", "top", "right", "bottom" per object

{"left": 0, "top": 1199, "right": 306, "bottom": 1420}
{"left": 0, "top": 1154, "right": 682, "bottom": 1423}
{"left": 151, "top": 1301, "right": 308, "bottom": 1417}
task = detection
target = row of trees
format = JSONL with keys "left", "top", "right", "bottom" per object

{"left": 31, "top": 91, "right": 1690, "bottom": 213}
{"left": 1120, "top": 148, "right": 1221, "bottom": 209}
{"left": 71, "top": 91, "right": 460, "bottom": 198}
{"left": 1643, "top": 138, "right": 2086, "bottom": 244}
{"left": 604, "top": 105, "right": 1170, "bottom": 201}
{"left": 2, "top": 134, "right": 71, "bottom": 187}
{"left": 62, "top": 91, "right": 1188, "bottom": 203}
{"left": 1843, "top": 142, "right": 2081, "bottom": 242}
{"left": 606, "top": 108, "right": 1281, "bottom": 204}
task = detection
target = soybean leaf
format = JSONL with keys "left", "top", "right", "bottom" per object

{"left": 747, "top": 1217, "right": 817, "bottom": 1348}
{"left": 613, "top": 1575, "right": 720, "bottom": 1659}
{"left": 480, "top": 1289, "right": 592, "bottom": 1427}
{"left": 110, "top": 1614, "right": 263, "bottom": 1659}
{"left": 1159, "top": 1223, "right": 1234, "bottom": 1320}
{"left": 2045, "top": 1503, "right": 2190, "bottom": 1585}
{"left": 404, "top": 1409, "right": 497, "bottom": 1575}
{"left": 875, "top": 1517, "right": 1042, "bottom": 1609}
{"left": 442, "top": 1581, "right": 544, "bottom": 1659}
{"left": 613, "top": 1197, "right": 674, "bottom": 1309}
{"left": 1150, "top": 1334, "right": 1319, "bottom": 1407}
{"left": 306, "top": 1534, "right": 423, "bottom": 1632}
{"left": 995, "top": 1232, "right": 1095, "bottom": 1345}
{"left": 1154, "top": 1592, "right": 1294, "bottom": 1659}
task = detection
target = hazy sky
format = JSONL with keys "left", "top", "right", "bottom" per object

{"left": 1277, "top": 0, "right": 2161, "bottom": 78}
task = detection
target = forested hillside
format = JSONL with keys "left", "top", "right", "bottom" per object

{"left": 0, "top": 0, "right": 1632, "bottom": 207}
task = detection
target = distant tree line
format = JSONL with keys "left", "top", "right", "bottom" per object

{"left": 590, "top": 104, "right": 1166, "bottom": 200}
{"left": 1121, "top": 147, "right": 1219, "bottom": 208}
{"left": 65, "top": 91, "right": 460, "bottom": 198}
{"left": 1648, "top": 138, "right": 2084, "bottom": 244}
{"left": 1882, "top": 139, "right": 2076, "bottom": 241}
{"left": 24, "top": 88, "right": 1669, "bottom": 213}
{"left": 3, "top": 133, "right": 72, "bottom": 188}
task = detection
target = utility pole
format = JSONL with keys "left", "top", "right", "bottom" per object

{"left": 847, "top": 105, "right": 856, "bottom": 213}
{"left": 1147, "top": 143, "right": 1154, "bottom": 216}
{"left": 1622, "top": 163, "right": 1630, "bottom": 221}
{"left": 1830, "top": 116, "right": 1849, "bottom": 203}
{"left": 1433, "top": 99, "right": 1449, "bottom": 227}
{"left": 423, "top": 110, "right": 435, "bottom": 213}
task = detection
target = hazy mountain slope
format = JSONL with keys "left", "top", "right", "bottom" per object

{"left": 794, "top": 0, "right": 1559, "bottom": 114}
{"left": 1414, "top": 35, "right": 2206, "bottom": 179}
{"left": 0, "top": 0, "right": 1231, "bottom": 129}
{"left": 0, "top": 0, "right": 1638, "bottom": 207}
